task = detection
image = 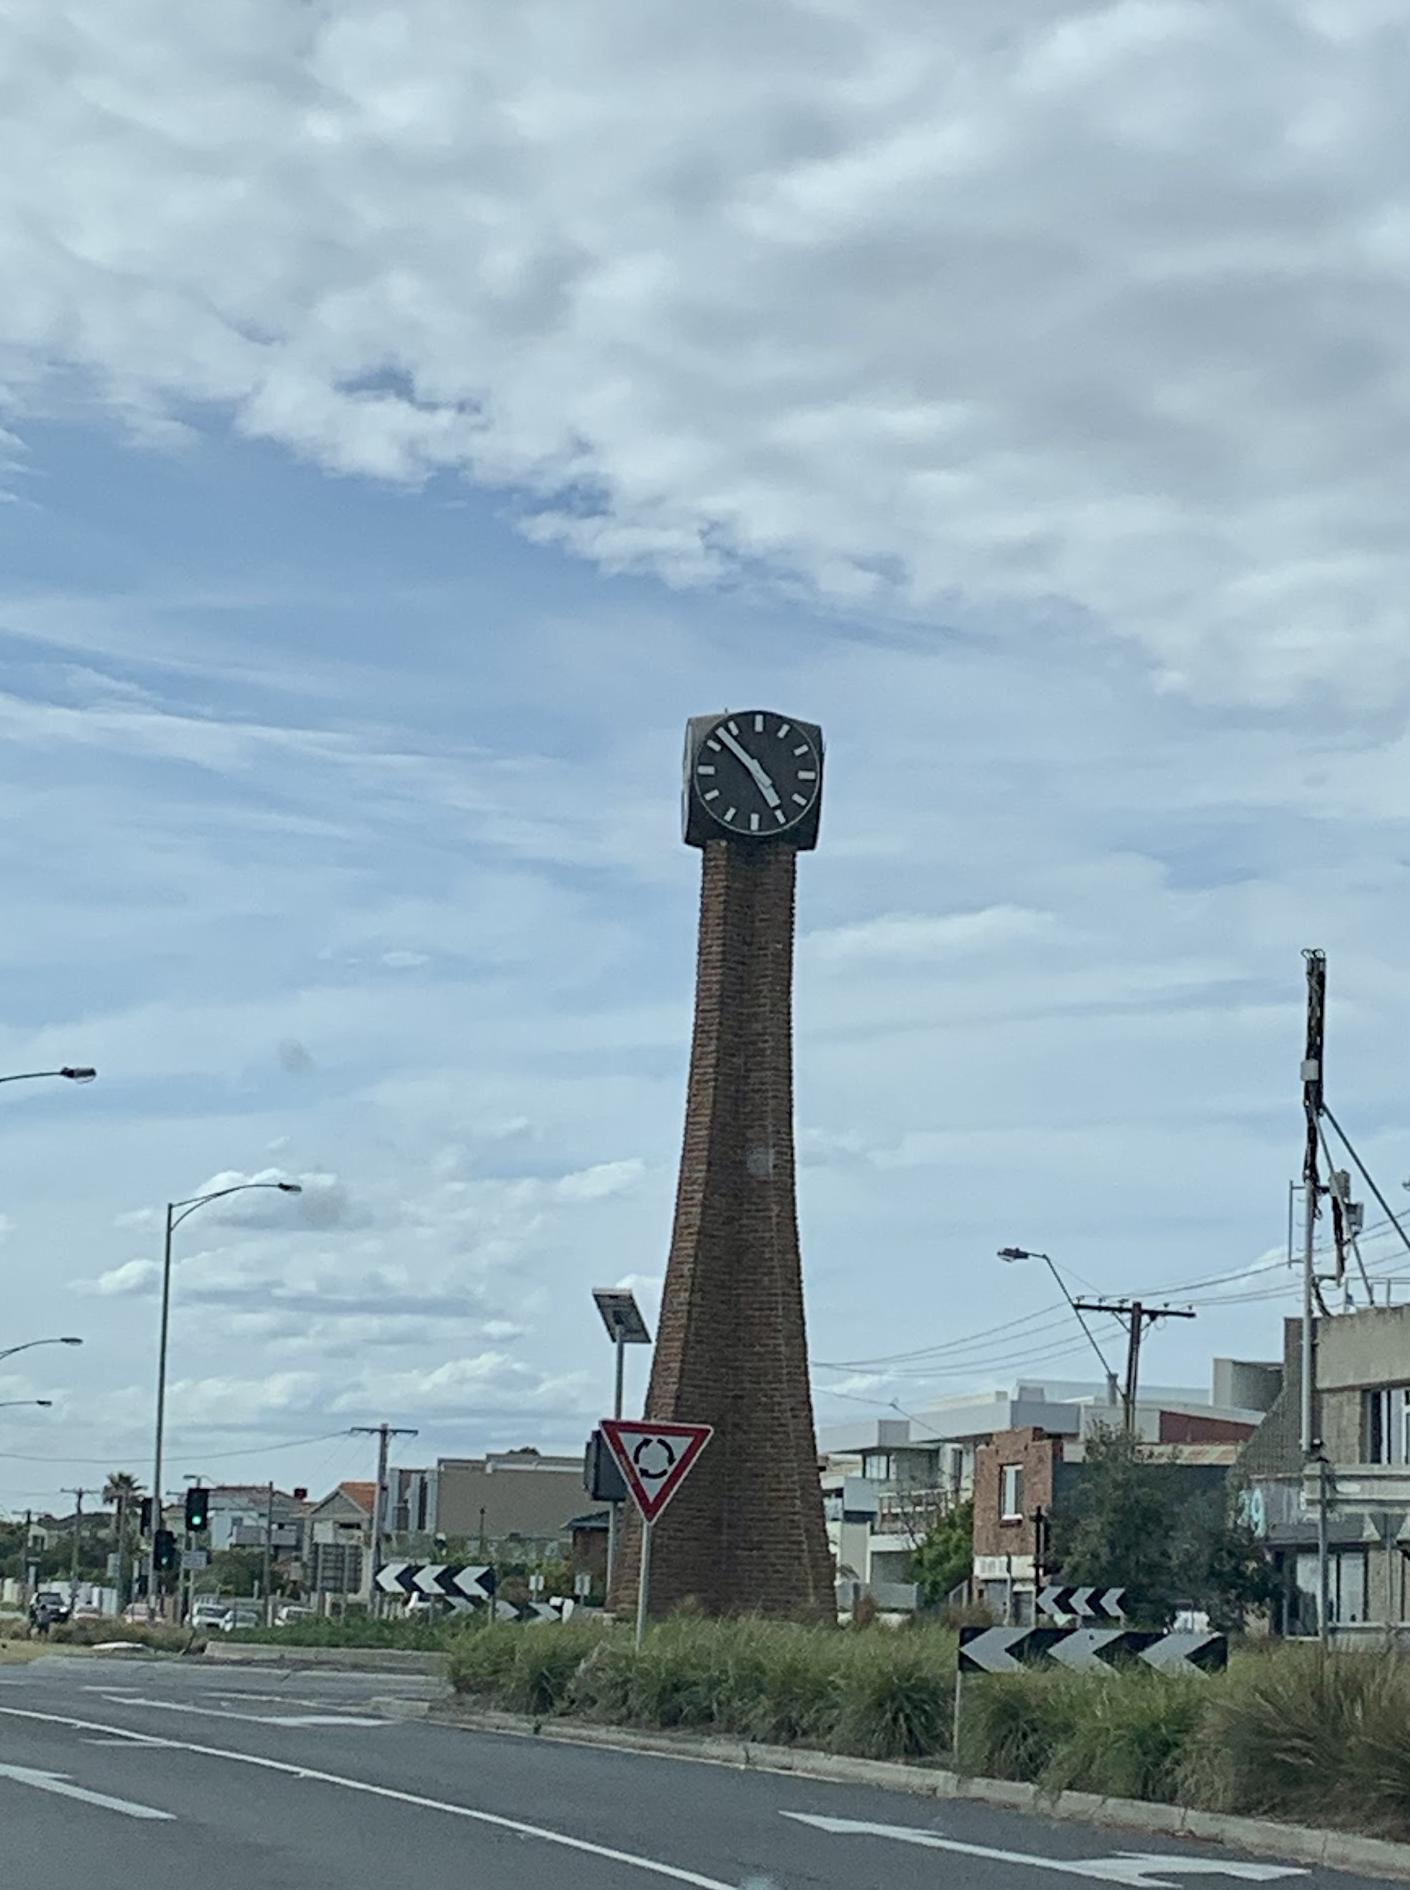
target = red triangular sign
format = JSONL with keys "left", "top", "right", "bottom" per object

{"left": 600, "top": 1418, "right": 713, "bottom": 1525}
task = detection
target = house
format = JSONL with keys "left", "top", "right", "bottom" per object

{"left": 819, "top": 1362, "right": 1269, "bottom": 1615}
{"left": 971, "top": 1426, "right": 1242, "bottom": 1622}
{"left": 195, "top": 1486, "right": 310, "bottom": 1558}
{"left": 1241, "top": 1307, "right": 1410, "bottom": 1640}
{"left": 566, "top": 1510, "right": 609, "bottom": 1594}
{"left": 428, "top": 1449, "right": 589, "bottom": 1553}
{"left": 305, "top": 1481, "right": 375, "bottom": 1600}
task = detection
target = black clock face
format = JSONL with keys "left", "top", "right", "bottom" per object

{"left": 693, "top": 713, "right": 821, "bottom": 836}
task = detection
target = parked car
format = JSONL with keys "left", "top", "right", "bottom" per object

{"left": 191, "top": 1600, "right": 232, "bottom": 1632}
{"left": 214, "top": 1602, "right": 263, "bottom": 1633}
{"left": 274, "top": 1603, "right": 313, "bottom": 1627}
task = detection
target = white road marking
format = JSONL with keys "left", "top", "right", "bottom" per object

{"left": 0, "top": 1761, "right": 175, "bottom": 1821}
{"left": 96, "top": 1693, "right": 387, "bottom": 1728}
{"left": 0, "top": 1706, "right": 737, "bottom": 1889}
{"left": 784, "top": 1815, "right": 1307, "bottom": 1886}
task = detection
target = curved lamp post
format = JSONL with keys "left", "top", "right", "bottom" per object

{"left": 0, "top": 1398, "right": 52, "bottom": 1410}
{"left": 0, "top": 1067, "right": 97, "bottom": 1086}
{"left": 0, "top": 1336, "right": 82, "bottom": 1368}
{"left": 146, "top": 1181, "right": 302, "bottom": 1614}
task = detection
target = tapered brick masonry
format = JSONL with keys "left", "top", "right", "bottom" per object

{"left": 610, "top": 840, "right": 833, "bottom": 1620}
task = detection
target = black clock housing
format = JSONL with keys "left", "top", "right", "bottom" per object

{"left": 682, "top": 711, "right": 824, "bottom": 850}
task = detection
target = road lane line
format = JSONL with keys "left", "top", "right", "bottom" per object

{"left": 95, "top": 1694, "right": 389, "bottom": 1728}
{"left": 0, "top": 1705, "right": 736, "bottom": 1888}
{"left": 0, "top": 1761, "right": 175, "bottom": 1821}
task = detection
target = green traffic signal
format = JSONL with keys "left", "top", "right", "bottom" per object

{"left": 184, "top": 1486, "right": 210, "bottom": 1533}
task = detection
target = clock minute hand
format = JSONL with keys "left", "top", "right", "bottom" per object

{"left": 717, "top": 728, "right": 782, "bottom": 808}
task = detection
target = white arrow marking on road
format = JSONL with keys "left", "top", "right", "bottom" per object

{"left": 784, "top": 1815, "right": 1307, "bottom": 1886}
{"left": 0, "top": 1762, "right": 175, "bottom": 1821}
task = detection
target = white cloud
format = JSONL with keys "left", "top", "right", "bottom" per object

{"left": 86, "top": 1259, "right": 160, "bottom": 1298}
{"left": 806, "top": 905, "right": 1053, "bottom": 964}
{"left": 3, "top": 3, "right": 1410, "bottom": 704}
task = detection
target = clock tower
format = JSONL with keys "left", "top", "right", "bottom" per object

{"left": 610, "top": 711, "right": 834, "bottom": 1621}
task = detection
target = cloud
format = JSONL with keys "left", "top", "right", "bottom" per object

{"left": 3, "top": 3, "right": 1410, "bottom": 705}
{"left": 381, "top": 949, "right": 430, "bottom": 969}
{"left": 806, "top": 905, "right": 1053, "bottom": 964}
{"left": 85, "top": 1259, "right": 160, "bottom": 1298}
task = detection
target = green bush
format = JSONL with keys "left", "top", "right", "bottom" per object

{"left": 229, "top": 1614, "right": 462, "bottom": 1651}
{"left": 1041, "top": 1670, "right": 1206, "bottom": 1803}
{"left": 447, "top": 1620, "right": 610, "bottom": 1716}
{"left": 960, "top": 1670, "right": 1078, "bottom": 1781}
{"left": 1191, "top": 1647, "right": 1410, "bottom": 1838}
{"left": 830, "top": 1630, "right": 953, "bottom": 1760}
{"left": 48, "top": 1617, "right": 198, "bottom": 1654}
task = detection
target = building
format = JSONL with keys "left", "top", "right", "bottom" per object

{"left": 972, "top": 1427, "right": 1243, "bottom": 1622}
{"left": 820, "top": 1363, "right": 1270, "bottom": 1615}
{"left": 305, "top": 1481, "right": 375, "bottom": 1600}
{"left": 430, "top": 1449, "right": 587, "bottom": 1552}
{"left": 566, "top": 1510, "right": 609, "bottom": 1596}
{"left": 194, "top": 1486, "right": 309, "bottom": 1558}
{"left": 1242, "top": 1307, "right": 1410, "bottom": 1640}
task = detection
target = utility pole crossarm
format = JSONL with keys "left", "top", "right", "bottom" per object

{"left": 1071, "top": 1301, "right": 1196, "bottom": 1432}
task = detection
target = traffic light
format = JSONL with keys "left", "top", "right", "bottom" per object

{"left": 184, "top": 1486, "right": 210, "bottom": 1532}
{"left": 153, "top": 1529, "right": 177, "bottom": 1572}
{"left": 139, "top": 1496, "right": 154, "bottom": 1535}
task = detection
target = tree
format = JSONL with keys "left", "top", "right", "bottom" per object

{"left": 1049, "top": 1426, "right": 1274, "bottom": 1630}
{"left": 909, "top": 1499, "right": 974, "bottom": 1607}
{"left": 103, "top": 1471, "right": 142, "bottom": 1608}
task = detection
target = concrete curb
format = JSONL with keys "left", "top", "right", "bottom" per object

{"left": 203, "top": 1644, "right": 446, "bottom": 1676}
{"left": 422, "top": 1701, "right": 1410, "bottom": 1882}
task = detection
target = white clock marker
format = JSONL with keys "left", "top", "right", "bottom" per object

{"left": 723, "top": 805, "right": 737, "bottom": 822}
{"left": 792, "top": 792, "right": 808, "bottom": 806}
{"left": 703, "top": 789, "right": 720, "bottom": 801}
{"left": 750, "top": 811, "right": 760, "bottom": 831}
{"left": 728, "top": 720, "right": 739, "bottom": 735}
{"left": 707, "top": 739, "right": 721, "bottom": 752}
{"left": 774, "top": 808, "right": 786, "bottom": 823}
{"left": 777, "top": 723, "right": 791, "bottom": 738}
{"left": 697, "top": 764, "right": 716, "bottom": 775}
{"left": 797, "top": 770, "right": 816, "bottom": 780}
{"left": 754, "top": 714, "right": 764, "bottom": 732}
{"left": 793, "top": 744, "right": 808, "bottom": 756}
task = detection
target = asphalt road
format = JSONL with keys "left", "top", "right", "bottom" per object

{"left": 0, "top": 1652, "right": 1397, "bottom": 1888}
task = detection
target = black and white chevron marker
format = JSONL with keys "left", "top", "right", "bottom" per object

{"left": 374, "top": 1562, "right": 497, "bottom": 1604}
{"left": 959, "top": 1625, "right": 1226, "bottom": 1676}
{"left": 1037, "top": 1584, "right": 1126, "bottom": 1622}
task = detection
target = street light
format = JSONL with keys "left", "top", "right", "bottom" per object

{"left": 0, "top": 1336, "right": 83, "bottom": 1367}
{"left": 0, "top": 1067, "right": 97, "bottom": 1085}
{"left": 592, "top": 1287, "right": 652, "bottom": 1593}
{"left": 997, "top": 1247, "right": 1120, "bottom": 1408}
{"left": 0, "top": 1399, "right": 53, "bottom": 1410}
{"left": 146, "top": 1180, "right": 302, "bottom": 1615}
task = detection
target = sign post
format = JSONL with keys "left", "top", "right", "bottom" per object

{"left": 600, "top": 1418, "right": 713, "bottom": 1647}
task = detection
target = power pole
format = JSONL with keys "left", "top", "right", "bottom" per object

{"left": 262, "top": 1482, "right": 275, "bottom": 1627}
{"left": 61, "top": 1488, "right": 86, "bottom": 1596}
{"left": 350, "top": 1423, "right": 417, "bottom": 1611}
{"left": 1072, "top": 1301, "right": 1196, "bottom": 1431}
{"left": 1300, "top": 947, "right": 1331, "bottom": 1644}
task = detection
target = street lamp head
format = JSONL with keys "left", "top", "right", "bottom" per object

{"left": 276, "top": 1181, "right": 302, "bottom": 1194}
{"left": 34, "top": 1399, "right": 52, "bottom": 1408}
{"left": 59, "top": 1336, "right": 82, "bottom": 1346}
{"left": 997, "top": 1246, "right": 1031, "bottom": 1262}
{"left": 59, "top": 1067, "right": 97, "bottom": 1083}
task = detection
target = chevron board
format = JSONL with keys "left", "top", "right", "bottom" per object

{"left": 959, "top": 1625, "right": 1226, "bottom": 1676}
{"left": 1037, "top": 1584, "right": 1126, "bottom": 1622}
{"left": 374, "top": 1561, "right": 496, "bottom": 1602}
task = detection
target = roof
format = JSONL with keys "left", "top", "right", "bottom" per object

{"left": 566, "top": 1510, "right": 609, "bottom": 1533}
{"left": 337, "top": 1481, "right": 376, "bottom": 1514}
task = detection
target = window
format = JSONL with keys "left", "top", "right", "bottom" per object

{"left": 1362, "top": 1387, "right": 1410, "bottom": 1465}
{"left": 1000, "top": 1464, "right": 1024, "bottom": 1521}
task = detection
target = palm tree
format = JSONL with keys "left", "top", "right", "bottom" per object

{"left": 103, "top": 1471, "right": 141, "bottom": 1609}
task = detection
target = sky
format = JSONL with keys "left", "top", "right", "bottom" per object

{"left": 3, "top": 0, "right": 1410, "bottom": 1513}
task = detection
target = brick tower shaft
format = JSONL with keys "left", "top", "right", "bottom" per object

{"left": 611, "top": 839, "right": 833, "bottom": 1619}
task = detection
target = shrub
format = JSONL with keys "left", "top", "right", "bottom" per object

{"left": 229, "top": 1614, "right": 461, "bottom": 1651}
{"left": 1040, "top": 1671, "right": 1206, "bottom": 1803}
{"left": 960, "top": 1670, "right": 1077, "bottom": 1780}
{"left": 48, "top": 1617, "right": 198, "bottom": 1654}
{"left": 1190, "top": 1646, "right": 1410, "bottom": 1837}
{"left": 831, "top": 1630, "right": 952, "bottom": 1760}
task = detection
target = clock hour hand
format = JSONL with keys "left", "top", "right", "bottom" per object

{"left": 716, "top": 728, "right": 782, "bottom": 808}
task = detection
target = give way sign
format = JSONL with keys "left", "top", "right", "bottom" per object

{"left": 601, "top": 1418, "right": 712, "bottom": 1525}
